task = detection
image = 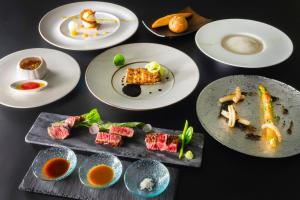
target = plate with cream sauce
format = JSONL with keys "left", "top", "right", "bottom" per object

{"left": 195, "top": 19, "right": 293, "bottom": 68}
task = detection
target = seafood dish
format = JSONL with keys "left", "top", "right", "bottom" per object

{"left": 219, "top": 86, "right": 251, "bottom": 128}
{"left": 218, "top": 84, "right": 285, "bottom": 148}
{"left": 114, "top": 58, "right": 171, "bottom": 98}
{"left": 125, "top": 68, "right": 161, "bottom": 85}
{"left": 259, "top": 84, "right": 281, "bottom": 148}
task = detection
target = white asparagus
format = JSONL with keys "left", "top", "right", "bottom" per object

{"left": 219, "top": 94, "right": 245, "bottom": 103}
{"left": 232, "top": 87, "right": 242, "bottom": 103}
{"left": 221, "top": 110, "right": 251, "bottom": 126}
{"left": 237, "top": 118, "right": 251, "bottom": 126}
{"left": 228, "top": 105, "right": 236, "bottom": 128}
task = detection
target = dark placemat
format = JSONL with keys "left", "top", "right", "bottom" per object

{"left": 25, "top": 112, "right": 204, "bottom": 167}
{"left": 19, "top": 153, "right": 179, "bottom": 200}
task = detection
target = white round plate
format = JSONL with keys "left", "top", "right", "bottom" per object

{"left": 195, "top": 19, "right": 293, "bottom": 68}
{"left": 0, "top": 48, "right": 81, "bottom": 108}
{"left": 39, "top": 1, "right": 138, "bottom": 50}
{"left": 85, "top": 43, "right": 200, "bottom": 110}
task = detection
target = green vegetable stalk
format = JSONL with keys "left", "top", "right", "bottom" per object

{"left": 97, "top": 122, "right": 145, "bottom": 131}
{"left": 178, "top": 120, "right": 194, "bottom": 159}
{"left": 178, "top": 120, "right": 188, "bottom": 159}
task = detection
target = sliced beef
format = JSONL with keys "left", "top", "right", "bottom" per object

{"left": 64, "top": 116, "right": 82, "bottom": 128}
{"left": 109, "top": 126, "right": 134, "bottom": 137}
{"left": 156, "top": 133, "right": 168, "bottom": 151}
{"left": 95, "top": 132, "right": 123, "bottom": 147}
{"left": 145, "top": 133, "right": 179, "bottom": 153}
{"left": 145, "top": 134, "right": 159, "bottom": 150}
{"left": 166, "top": 135, "right": 179, "bottom": 153}
{"left": 47, "top": 122, "right": 70, "bottom": 140}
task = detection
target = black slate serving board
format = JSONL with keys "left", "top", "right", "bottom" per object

{"left": 25, "top": 112, "right": 204, "bottom": 167}
{"left": 19, "top": 153, "right": 179, "bottom": 200}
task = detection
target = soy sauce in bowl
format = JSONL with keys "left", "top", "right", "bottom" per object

{"left": 42, "top": 157, "right": 70, "bottom": 179}
{"left": 87, "top": 164, "right": 114, "bottom": 186}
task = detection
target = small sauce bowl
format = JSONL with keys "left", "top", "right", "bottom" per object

{"left": 17, "top": 56, "right": 48, "bottom": 80}
{"left": 78, "top": 152, "right": 123, "bottom": 189}
{"left": 32, "top": 146, "right": 77, "bottom": 181}
{"left": 124, "top": 159, "right": 170, "bottom": 198}
{"left": 10, "top": 79, "right": 48, "bottom": 93}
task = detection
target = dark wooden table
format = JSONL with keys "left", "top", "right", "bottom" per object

{"left": 0, "top": 0, "right": 299, "bottom": 199}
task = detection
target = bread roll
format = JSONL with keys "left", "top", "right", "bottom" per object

{"left": 168, "top": 16, "right": 188, "bottom": 33}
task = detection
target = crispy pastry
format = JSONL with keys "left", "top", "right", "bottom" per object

{"left": 125, "top": 68, "right": 161, "bottom": 85}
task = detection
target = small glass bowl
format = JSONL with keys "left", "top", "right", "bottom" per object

{"left": 78, "top": 152, "right": 123, "bottom": 189}
{"left": 32, "top": 146, "right": 77, "bottom": 181}
{"left": 124, "top": 159, "right": 170, "bottom": 198}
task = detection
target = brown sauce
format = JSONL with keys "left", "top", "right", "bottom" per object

{"left": 287, "top": 121, "right": 294, "bottom": 135}
{"left": 235, "top": 123, "right": 257, "bottom": 133}
{"left": 242, "top": 91, "right": 257, "bottom": 96}
{"left": 122, "top": 84, "right": 141, "bottom": 97}
{"left": 282, "top": 120, "right": 286, "bottom": 128}
{"left": 87, "top": 165, "right": 114, "bottom": 186}
{"left": 42, "top": 157, "right": 70, "bottom": 179}
{"left": 271, "top": 96, "right": 279, "bottom": 102}
{"left": 20, "top": 58, "right": 41, "bottom": 70}
{"left": 281, "top": 105, "right": 288, "bottom": 115}
{"left": 245, "top": 133, "right": 261, "bottom": 141}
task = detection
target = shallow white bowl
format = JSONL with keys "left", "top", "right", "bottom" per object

{"left": 195, "top": 19, "right": 293, "bottom": 68}
{"left": 10, "top": 79, "right": 48, "bottom": 93}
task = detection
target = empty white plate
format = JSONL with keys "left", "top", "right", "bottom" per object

{"left": 0, "top": 48, "right": 80, "bottom": 108}
{"left": 85, "top": 43, "right": 200, "bottom": 110}
{"left": 39, "top": 1, "right": 138, "bottom": 50}
{"left": 195, "top": 19, "right": 293, "bottom": 68}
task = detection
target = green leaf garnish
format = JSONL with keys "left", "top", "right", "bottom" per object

{"left": 77, "top": 108, "right": 101, "bottom": 127}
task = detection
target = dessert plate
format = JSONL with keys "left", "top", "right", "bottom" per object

{"left": 85, "top": 43, "right": 199, "bottom": 110}
{"left": 196, "top": 75, "right": 300, "bottom": 158}
{"left": 39, "top": 1, "right": 138, "bottom": 50}
{"left": 195, "top": 19, "right": 293, "bottom": 68}
{"left": 0, "top": 48, "right": 80, "bottom": 108}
